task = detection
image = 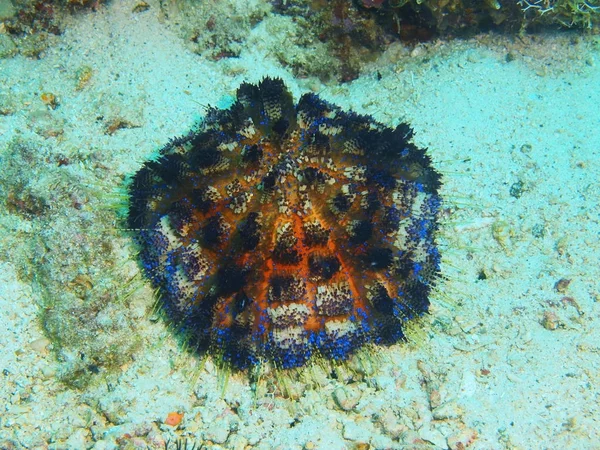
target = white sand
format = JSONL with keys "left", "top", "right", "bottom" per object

{"left": 0, "top": 1, "right": 599, "bottom": 449}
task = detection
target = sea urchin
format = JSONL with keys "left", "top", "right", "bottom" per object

{"left": 128, "top": 77, "right": 442, "bottom": 369}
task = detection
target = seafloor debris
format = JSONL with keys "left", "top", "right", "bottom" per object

{"left": 270, "top": 0, "right": 599, "bottom": 81}
{"left": 129, "top": 77, "right": 442, "bottom": 369}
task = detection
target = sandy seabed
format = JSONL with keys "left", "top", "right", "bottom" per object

{"left": 0, "top": 1, "right": 599, "bottom": 449}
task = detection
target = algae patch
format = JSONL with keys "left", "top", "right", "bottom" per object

{"left": 0, "top": 136, "right": 152, "bottom": 388}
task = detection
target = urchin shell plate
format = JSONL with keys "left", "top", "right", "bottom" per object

{"left": 129, "top": 77, "right": 441, "bottom": 369}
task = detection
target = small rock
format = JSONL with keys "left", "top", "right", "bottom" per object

{"left": 447, "top": 427, "right": 478, "bottom": 450}
{"left": 17, "top": 33, "right": 49, "bottom": 58}
{"left": 343, "top": 419, "right": 372, "bottom": 442}
{"left": 378, "top": 410, "right": 406, "bottom": 439}
{"left": 104, "top": 117, "right": 139, "bottom": 135}
{"left": 428, "top": 387, "right": 442, "bottom": 409}
{"left": 419, "top": 426, "right": 446, "bottom": 448}
{"left": 40, "top": 364, "right": 57, "bottom": 378}
{"left": 0, "top": 34, "right": 17, "bottom": 58}
{"left": 466, "top": 52, "right": 481, "bottom": 63}
{"left": 353, "top": 444, "right": 370, "bottom": 450}
{"left": 554, "top": 278, "right": 571, "bottom": 293}
{"left": 333, "top": 386, "right": 361, "bottom": 411}
{"left": 132, "top": 1, "right": 150, "bottom": 13}
{"left": 65, "top": 428, "right": 89, "bottom": 449}
{"left": 370, "top": 433, "right": 393, "bottom": 450}
{"left": 90, "top": 440, "right": 109, "bottom": 450}
{"left": 398, "top": 430, "right": 421, "bottom": 446}
{"left": 541, "top": 310, "right": 560, "bottom": 330}
{"left": 410, "top": 45, "right": 425, "bottom": 58}
{"left": 373, "top": 375, "right": 394, "bottom": 392}
{"left": 227, "top": 434, "right": 248, "bottom": 450}
{"left": 246, "top": 429, "right": 261, "bottom": 446}
{"left": 205, "top": 418, "right": 230, "bottom": 444}
{"left": 555, "top": 236, "right": 569, "bottom": 255}
{"left": 432, "top": 401, "right": 462, "bottom": 420}
{"left": 29, "top": 337, "right": 51, "bottom": 354}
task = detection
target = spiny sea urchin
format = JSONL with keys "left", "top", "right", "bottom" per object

{"left": 128, "top": 77, "right": 441, "bottom": 369}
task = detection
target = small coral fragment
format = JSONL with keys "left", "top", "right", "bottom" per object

{"left": 447, "top": 427, "right": 478, "bottom": 450}
{"left": 165, "top": 411, "right": 184, "bottom": 427}
{"left": 129, "top": 77, "right": 442, "bottom": 369}
{"left": 541, "top": 310, "right": 561, "bottom": 330}
{"left": 104, "top": 117, "right": 139, "bottom": 135}
{"left": 40, "top": 92, "right": 58, "bottom": 109}
{"left": 75, "top": 66, "right": 93, "bottom": 90}
{"left": 554, "top": 278, "right": 571, "bottom": 293}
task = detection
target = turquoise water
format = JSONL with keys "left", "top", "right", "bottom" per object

{"left": 0, "top": 1, "right": 599, "bottom": 449}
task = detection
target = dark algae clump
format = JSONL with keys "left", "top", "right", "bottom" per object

{"left": 129, "top": 77, "right": 442, "bottom": 369}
